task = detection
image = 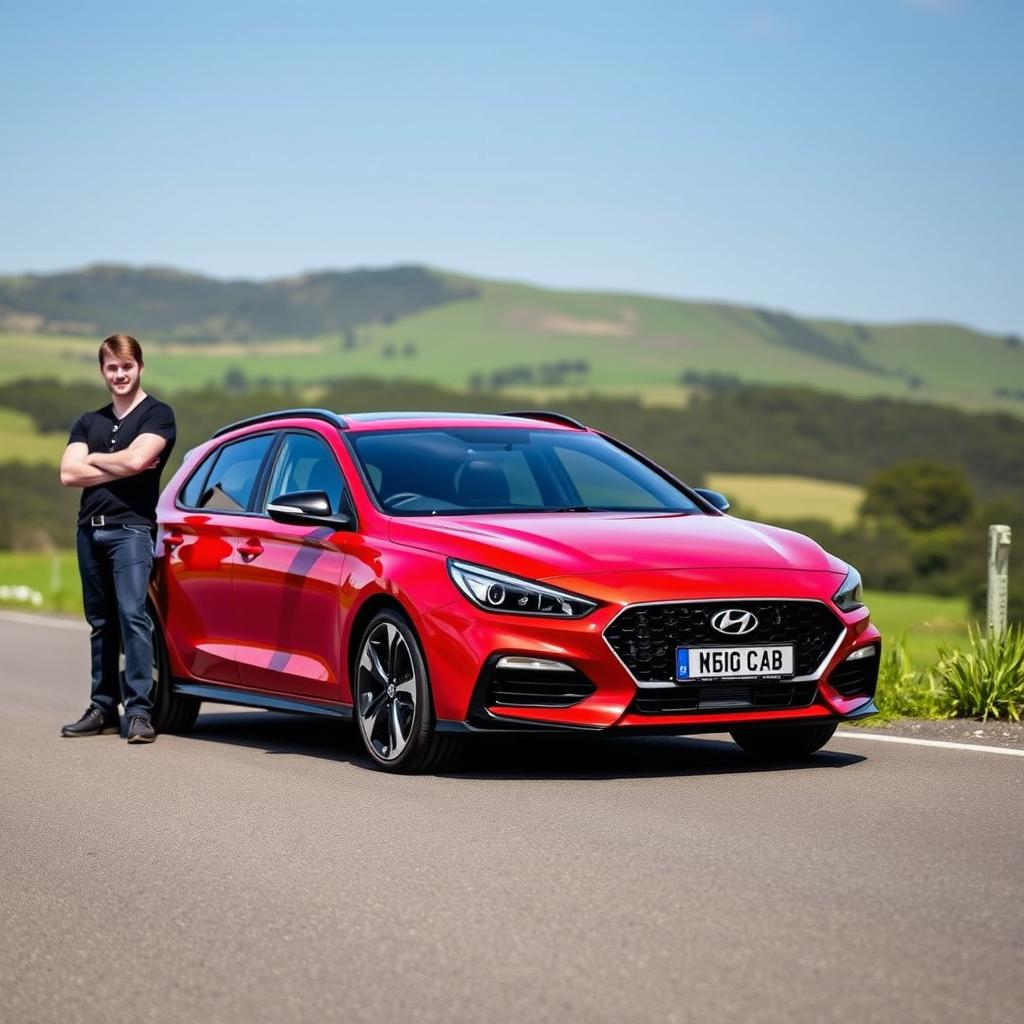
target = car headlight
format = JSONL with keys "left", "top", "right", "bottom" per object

{"left": 447, "top": 560, "right": 598, "bottom": 618}
{"left": 833, "top": 564, "right": 864, "bottom": 611}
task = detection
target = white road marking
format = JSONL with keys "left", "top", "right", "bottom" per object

{"left": 0, "top": 610, "right": 88, "bottom": 632}
{"left": 837, "top": 730, "right": 1024, "bottom": 757}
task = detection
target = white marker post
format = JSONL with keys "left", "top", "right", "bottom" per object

{"left": 987, "top": 525, "right": 1011, "bottom": 638}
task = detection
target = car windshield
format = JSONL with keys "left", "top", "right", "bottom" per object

{"left": 349, "top": 427, "right": 702, "bottom": 516}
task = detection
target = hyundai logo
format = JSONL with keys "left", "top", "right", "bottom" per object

{"left": 711, "top": 609, "right": 759, "bottom": 635}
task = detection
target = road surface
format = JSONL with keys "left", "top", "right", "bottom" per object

{"left": 1, "top": 613, "right": 1021, "bottom": 1024}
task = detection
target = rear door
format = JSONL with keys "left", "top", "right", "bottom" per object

{"left": 160, "top": 432, "right": 276, "bottom": 685}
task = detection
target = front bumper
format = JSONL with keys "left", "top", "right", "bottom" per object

{"left": 422, "top": 568, "right": 881, "bottom": 733}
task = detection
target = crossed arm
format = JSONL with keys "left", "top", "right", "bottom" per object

{"left": 59, "top": 433, "right": 167, "bottom": 488}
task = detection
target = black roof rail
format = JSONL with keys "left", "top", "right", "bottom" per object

{"left": 501, "top": 410, "right": 588, "bottom": 430}
{"left": 212, "top": 408, "right": 348, "bottom": 438}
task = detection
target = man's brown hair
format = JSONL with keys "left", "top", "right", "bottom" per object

{"left": 98, "top": 333, "right": 143, "bottom": 367}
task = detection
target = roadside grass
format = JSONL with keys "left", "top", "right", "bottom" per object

{"left": 871, "top": 636, "right": 953, "bottom": 721}
{"left": 870, "top": 626, "right": 1024, "bottom": 723}
{"left": 855, "top": 590, "right": 971, "bottom": 722}
{"left": 933, "top": 625, "right": 1024, "bottom": 721}
{"left": 855, "top": 593, "right": 1024, "bottom": 723}
{"left": 705, "top": 473, "right": 864, "bottom": 528}
{"left": 0, "top": 550, "right": 81, "bottom": 614}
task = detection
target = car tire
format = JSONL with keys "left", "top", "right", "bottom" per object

{"left": 729, "top": 722, "right": 837, "bottom": 760}
{"left": 353, "top": 608, "right": 462, "bottom": 773}
{"left": 147, "top": 606, "right": 201, "bottom": 734}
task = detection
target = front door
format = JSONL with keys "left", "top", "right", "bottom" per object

{"left": 230, "top": 431, "right": 351, "bottom": 701}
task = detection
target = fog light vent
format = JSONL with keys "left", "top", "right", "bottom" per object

{"left": 486, "top": 658, "right": 596, "bottom": 708}
{"left": 829, "top": 645, "right": 880, "bottom": 699}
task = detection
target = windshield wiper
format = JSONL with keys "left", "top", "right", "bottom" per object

{"left": 548, "top": 506, "right": 696, "bottom": 514}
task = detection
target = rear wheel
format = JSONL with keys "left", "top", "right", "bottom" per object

{"left": 147, "top": 607, "right": 201, "bottom": 734}
{"left": 353, "top": 609, "right": 461, "bottom": 773}
{"left": 730, "top": 722, "right": 837, "bottom": 760}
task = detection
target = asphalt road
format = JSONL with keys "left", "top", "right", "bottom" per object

{"left": 2, "top": 613, "right": 1022, "bottom": 1024}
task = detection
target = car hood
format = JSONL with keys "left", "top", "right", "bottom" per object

{"left": 388, "top": 512, "right": 846, "bottom": 578}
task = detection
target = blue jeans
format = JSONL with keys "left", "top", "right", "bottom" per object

{"left": 76, "top": 525, "right": 155, "bottom": 718}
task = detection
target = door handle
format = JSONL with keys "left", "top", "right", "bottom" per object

{"left": 163, "top": 531, "right": 184, "bottom": 550}
{"left": 238, "top": 538, "right": 264, "bottom": 561}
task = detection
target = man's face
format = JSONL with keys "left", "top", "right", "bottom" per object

{"left": 100, "top": 354, "right": 142, "bottom": 400}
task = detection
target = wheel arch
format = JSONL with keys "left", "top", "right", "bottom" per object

{"left": 344, "top": 592, "right": 423, "bottom": 701}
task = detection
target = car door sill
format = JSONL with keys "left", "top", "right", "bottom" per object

{"left": 172, "top": 680, "right": 354, "bottom": 719}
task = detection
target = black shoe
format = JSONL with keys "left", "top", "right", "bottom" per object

{"left": 126, "top": 715, "right": 156, "bottom": 744}
{"left": 61, "top": 706, "right": 120, "bottom": 737}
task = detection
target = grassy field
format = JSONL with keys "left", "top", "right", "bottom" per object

{"left": 0, "top": 549, "right": 973, "bottom": 671}
{"left": 0, "top": 550, "right": 81, "bottom": 613}
{"left": 864, "top": 590, "right": 972, "bottom": 666}
{"left": 706, "top": 473, "right": 864, "bottom": 527}
{"left": 2, "top": 274, "right": 1020, "bottom": 413}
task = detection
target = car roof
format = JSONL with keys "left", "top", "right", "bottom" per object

{"left": 211, "top": 408, "right": 587, "bottom": 438}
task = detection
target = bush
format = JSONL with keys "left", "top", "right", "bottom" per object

{"left": 861, "top": 461, "right": 975, "bottom": 531}
{"left": 933, "top": 625, "right": 1024, "bottom": 721}
{"left": 874, "top": 636, "right": 951, "bottom": 721}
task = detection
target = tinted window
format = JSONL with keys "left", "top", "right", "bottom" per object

{"left": 197, "top": 434, "right": 275, "bottom": 512}
{"left": 552, "top": 445, "right": 670, "bottom": 509}
{"left": 350, "top": 428, "right": 700, "bottom": 516}
{"left": 179, "top": 451, "right": 217, "bottom": 508}
{"left": 264, "top": 433, "right": 346, "bottom": 514}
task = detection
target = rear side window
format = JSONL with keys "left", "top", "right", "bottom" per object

{"left": 179, "top": 451, "right": 216, "bottom": 508}
{"left": 194, "top": 434, "right": 275, "bottom": 513}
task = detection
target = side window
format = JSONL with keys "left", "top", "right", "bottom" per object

{"left": 264, "top": 433, "right": 346, "bottom": 514}
{"left": 179, "top": 450, "right": 218, "bottom": 508}
{"left": 197, "top": 434, "right": 275, "bottom": 512}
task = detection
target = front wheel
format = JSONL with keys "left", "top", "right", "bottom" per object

{"left": 353, "top": 609, "right": 461, "bottom": 773}
{"left": 730, "top": 722, "right": 837, "bottom": 760}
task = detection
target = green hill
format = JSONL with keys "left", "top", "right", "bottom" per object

{"left": 0, "top": 264, "right": 477, "bottom": 340}
{"left": 0, "top": 265, "right": 1020, "bottom": 414}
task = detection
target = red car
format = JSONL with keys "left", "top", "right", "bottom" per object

{"left": 148, "top": 409, "right": 879, "bottom": 771}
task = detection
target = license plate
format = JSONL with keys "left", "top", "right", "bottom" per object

{"left": 676, "top": 645, "right": 794, "bottom": 680}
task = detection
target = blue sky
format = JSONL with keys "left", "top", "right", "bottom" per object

{"left": 2, "top": 0, "right": 1021, "bottom": 333}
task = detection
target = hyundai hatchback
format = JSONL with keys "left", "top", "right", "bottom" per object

{"left": 147, "top": 408, "right": 879, "bottom": 771}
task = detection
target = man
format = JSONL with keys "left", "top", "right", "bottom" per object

{"left": 59, "top": 334, "right": 176, "bottom": 744}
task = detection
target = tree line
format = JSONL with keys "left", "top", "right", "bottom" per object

{"left": 1, "top": 377, "right": 1021, "bottom": 618}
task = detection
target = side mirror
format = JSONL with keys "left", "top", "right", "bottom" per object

{"left": 267, "top": 490, "right": 354, "bottom": 530}
{"left": 694, "top": 488, "right": 730, "bottom": 513}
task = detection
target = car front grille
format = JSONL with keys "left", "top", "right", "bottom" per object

{"left": 631, "top": 679, "right": 818, "bottom": 715}
{"left": 604, "top": 600, "right": 844, "bottom": 683}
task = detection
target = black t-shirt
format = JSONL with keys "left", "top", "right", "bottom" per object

{"left": 68, "top": 395, "right": 177, "bottom": 527}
